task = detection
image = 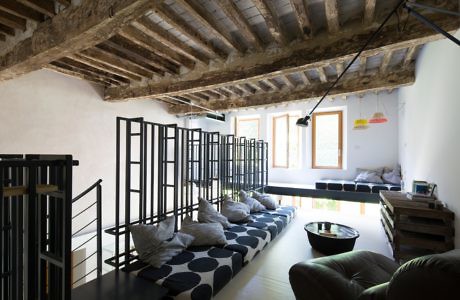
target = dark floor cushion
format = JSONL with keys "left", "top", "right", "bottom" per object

{"left": 316, "top": 180, "right": 328, "bottom": 190}
{"left": 343, "top": 181, "right": 356, "bottom": 192}
{"left": 356, "top": 183, "right": 372, "bottom": 193}
{"left": 263, "top": 206, "right": 296, "bottom": 223}
{"left": 133, "top": 246, "right": 243, "bottom": 300}
{"left": 223, "top": 224, "right": 270, "bottom": 264}
{"left": 327, "top": 180, "right": 344, "bottom": 191}
{"left": 372, "top": 185, "right": 389, "bottom": 194}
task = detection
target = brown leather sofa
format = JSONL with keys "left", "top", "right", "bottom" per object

{"left": 289, "top": 249, "right": 460, "bottom": 300}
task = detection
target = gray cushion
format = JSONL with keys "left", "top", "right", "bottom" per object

{"left": 239, "top": 190, "right": 266, "bottom": 212}
{"left": 355, "top": 168, "right": 384, "bottom": 184}
{"left": 197, "top": 198, "right": 231, "bottom": 228}
{"left": 253, "top": 191, "right": 279, "bottom": 210}
{"left": 129, "top": 217, "right": 195, "bottom": 268}
{"left": 221, "top": 195, "right": 252, "bottom": 223}
{"left": 180, "top": 216, "right": 227, "bottom": 246}
{"left": 382, "top": 166, "right": 402, "bottom": 185}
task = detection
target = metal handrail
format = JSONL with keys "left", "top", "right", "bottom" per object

{"left": 72, "top": 179, "right": 103, "bottom": 203}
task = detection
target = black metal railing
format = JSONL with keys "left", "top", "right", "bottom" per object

{"left": 71, "top": 179, "right": 102, "bottom": 287}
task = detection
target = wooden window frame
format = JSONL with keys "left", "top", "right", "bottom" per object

{"left": 272, "top": 113, "right": 300, "bottom": 169}
{"left": 312, "top": 111, "right": 343, "bottom": 169}
{"left": 235, "top": 117, "right": 260, "bottom": 139}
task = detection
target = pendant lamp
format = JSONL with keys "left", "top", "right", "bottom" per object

{"left": 369, "top": 92, "right": 388, "bottom": 124}
{"left": 353, "top": 96, "right": 369, "bottom": 130}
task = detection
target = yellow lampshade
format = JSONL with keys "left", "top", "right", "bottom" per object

{"left": 369, "top": 112, "right": 388, "bottom": 124}
{"left": 353, "top": 118, "right": 369, "bottom": 130}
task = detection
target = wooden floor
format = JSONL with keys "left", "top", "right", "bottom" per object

{"left": 215, "top": 197, "right": 392, "bottom": 300}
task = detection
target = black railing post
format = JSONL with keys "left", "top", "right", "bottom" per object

{"left": 96, "top": 183, "right": 102, "bottom": 277}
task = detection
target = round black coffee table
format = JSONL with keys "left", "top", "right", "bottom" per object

{"left": 304, "top": 222, "right": 360, "bottom": 255}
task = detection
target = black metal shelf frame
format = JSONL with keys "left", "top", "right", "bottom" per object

{"left": 105, "top": 117, "right": 268, "bottom": 269}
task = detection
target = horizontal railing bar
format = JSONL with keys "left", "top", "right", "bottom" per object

{"left": 72, "top": 201, "right": 97, "bottom": 219}
{"left": 72, "top": 234, "right": 97, "bottom": 252}
{"left": 72, "top": 218, "right": 97, "bottom": 237}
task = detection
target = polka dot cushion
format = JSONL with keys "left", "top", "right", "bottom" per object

{"left": 263, "top": 206, "right": 297, "bottom": 223}
{"left": 134, "top": 246, "right": 243, "bottom": 300}
{"left": 247, "top": 212, "right": 288, "bottom": 240}
{"left": 223, "top": 224, "right": 270, "bottom": 264}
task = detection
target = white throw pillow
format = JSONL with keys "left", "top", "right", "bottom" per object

{"left": 222, "top": 195, "right": 252, "bottom": 223}
{"left": 239, "top": 190, "right": 266, "bottom": 212}
{"left": 180, "top": 216, "right": 227, "bottom": 246}
{"left": 197, "top": 197, "right": 231, "bottom": 228}
{"left": 354, "top": 168, "right": 384, "bottom": 184}
{"left": 252, "top": 191, "right": 278, "bottom": 210}
{"left": 382, "top": 166, "right": 402, "bottom": 185}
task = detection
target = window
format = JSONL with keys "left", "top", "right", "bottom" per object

{"left": 272, "top": 113, "right": 301, "bottom": 168}
{"left": 312, "top": 111, "right": 343, "bottom": 169}
{"left": 235, "top": 117, "right": 260, "bottom": 139}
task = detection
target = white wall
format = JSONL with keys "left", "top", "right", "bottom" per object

{"left": 398, "top": 31, "right": 460, "bottom": 248}
{"left": 191, "top": 92, "right": 400, "bottom": 185}
{"left": 0, "top": 69, "right": 183, "bottom": 229}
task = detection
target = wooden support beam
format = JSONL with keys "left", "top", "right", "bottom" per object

{"left": 249, "top": 82, "right": 263, "bottom": 92}
{"left": 216, "top": 88, "right": 231, "bottom": 98}
{"left": 164, "top": 0, "right": 241, "bottom": 54}
{"left": 47, "top": 62, "right": 114, "bottom": 86}
{"left": 105, "top": 14, "right": 460, "bottom": 101}
{"left": 261, "top": 78, "right": 280, "bottom": 91}
{"left": 281, "top": 75, "right": 297, "bottom": 89}
{"left": 0, "top": 0, "right": 156, "bottom": 82}
{"left": 288, "top": 0, "right": 312, "bottom": 37}
{"left": 298, "top": 71, "right": 311, "bottom": 85}
{"left": 364, "top": 0, "right": 376, "bottom": 24}
{"left": 119, "top": 25, "right": 196, "bottom": 70}
{"left": 185, "top": 93, "right": 205, "bottom": 102}
{"left": 105, "top": 35, "right": 179, "bottom": 75}
{"left": 0, "top": 0, "right": 44, "bottom": 22}
{"left": 215, "top": 0, "right": 263, "bottom": 50}
{"left": 0, "top": 23, "right": 15, "bottom": 36}
{"left": 169, "top": 67, "right": 415, "bottom": 114}
{"left": 17, "top": 0, "right": 55, "bottom": 18}
{"left": 252, "top": 0, "right": 285, "bottom": 44}
{"left": 335, "top": 62, "right": 344, "bottom": 76}
{"left": 0, "top": 10, "right": 26, "bottom": 31}
{"left": 69, "top": 53, "right": 143, "bottom": 82}
{"left": 80, "top": 47, "right": 155, "bottom": 79}
{"left": 317, "top": 67, "right": 328, "bottom": 83}
{"left": 380, "top": 51, "right": 393, "bottom": 74}
{"left": 0, "top": 33, "right": 5, "bottom": 41}
{"left": 404, "top": 45, "right": 420, "bottom": 66}
{"left": 359, "top": 56, "right": 367, "bottom": 76}
{"left": 58, "top": 57, "right": 129, "bottom": 85}
{"left": 194, "top": 92, "right": 210, "bottom": 101}
{"left": 95, "top": 42, "right": 165, "bottom": 77}
{"left": 134, "top": 16, "right": 210, "bottom": 65}
{"left": 324, "top": 0, "right": 340, "bottom": 34}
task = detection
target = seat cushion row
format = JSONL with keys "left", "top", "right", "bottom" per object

{"left": 316, "top": 180, "right": 401, "bottom": 193}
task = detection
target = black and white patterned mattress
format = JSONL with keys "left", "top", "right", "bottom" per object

{"left": 263, "top": 206, "right": 297, "bottom": 223}
{"left": 128, "top": 246, "right": 243, "bottom": 300}
{"left": 246, "top": 212, "right": 288, "bottom": 240}
{"left": 223, "top": 224, "right": 270, "bottom": 264}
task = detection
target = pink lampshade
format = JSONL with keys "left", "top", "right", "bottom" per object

{"left": 369, "top": 112, "right": 388, "bottom": 124}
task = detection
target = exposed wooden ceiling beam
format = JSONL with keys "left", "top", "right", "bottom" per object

{"left": 298, "top": 71, "right": 311, "bottom": 85}
{"left": 47, "top": 62, "right": 109, "bottom": 86}
{"left": 359, "top": 56, "right": 367, "bottom": 76}
{"left": 58, "top": 57, "right": 130, "bottom": 85}
{"left": 324, "top": 0, "right": 340, "bottom": 34}
{"left": 165, "top": 0, "right": 241, "bottom": 54}
{"left": 281, "top": 75, "right": 297, "bottom": 89}
{"left": 380, "top": 51, "right": 393, "bottom": 74}
{"left": 169, "top": 67, "right": 415, "bottom": 114}
{"left": 404, "top": 45, "right": 420, "bottom": 66}
{"left": 0, "top": 0, "right": 44, "bottom": 22}
{"left": 288, "top": 0, "right": 312, "bottom": 38}
{"left": 317, "top": 67, "right": 328, "bottom": 83}
{"left": 261, "top": 78, "right": 280, "bottom": 91}
{"left": 95, "top": 43, "right": 165, "bottom": 77}
{"left": 69, "top": 53, "right": 143, "bottom": 82}
{"left": 119, "top": 25, "right": 196, "bottom": 70}
{"left": 364, "top": 0, "right": 376, "bottom": 24}
{"left": 53, "top": 59, "right": 121, "bottom": 86}
{"left": 251, "top": 0, "right": 285, "bottom": 45}
{"left": 17, "top": 0, "right": 55, "bottom": 18}
{"left": 105, "top": 35, "right": 179, "bottom": 75}
{"left": 104, "top": 12, "right": 459, "bottom": 101}
{"left": 0, "top": 23, "right": 15, "bottom": 36}
{"left": 134, "top": 16, "right": 210, "bottom": 64}
{"left": 215, "top": 0, "right": 263, "bottom": 50}
{"left": 0, "top": 10, "right": 26, "bottom": 31}
{"left": 0, "top": 0, "right": 157, "bottom": 82}
{"left": 80, "top": 47, "right": 155, "bottom": 79}
{"left": 335, "top": 62, "right": 344, "bottom": 76}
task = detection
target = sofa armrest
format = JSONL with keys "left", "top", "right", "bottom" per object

{"left": 358, "top": 283, "right": 388, "bottom": 300}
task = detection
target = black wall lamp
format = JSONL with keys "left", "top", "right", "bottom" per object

{"left": 297, "top": 0, "right": 460, "bottom": 127}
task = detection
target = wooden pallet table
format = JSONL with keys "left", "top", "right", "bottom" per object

{"left": 379, "top": 191, "right": 455, "bottom": 262}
